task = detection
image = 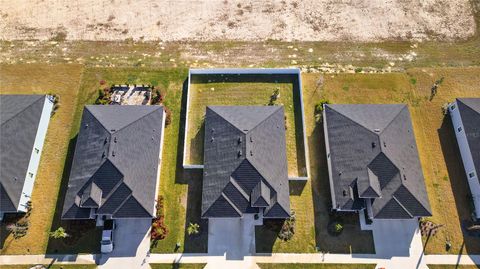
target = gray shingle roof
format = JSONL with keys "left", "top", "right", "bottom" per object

{"left": 1, "top": 95, "right": 47, "bottom": 213}
{"left": 456, "top": 98, "right": 480, "bottom": 181}
{"left": 62, "top": 105, "right": 164, "bottom": 219}
{"left": 324, "top": 104, "right": 432, "bottom": 219}
{"left": 202, "top": 106, "right": 290, "bottom": 219}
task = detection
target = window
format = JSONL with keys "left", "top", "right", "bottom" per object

{"left": 28, "top": 172, "right": 34, "bottom": 178}
{"left": 35, "top": 148, "right": 39, "bottom": 154}
{"left": 458, "top": 126, "right": 463, "bottom": 132}
{"left": 450, "top": 104, "right": 456, "bottom": 111}
{"left": 469, "top": 172, "right": 476, "bottom": 179}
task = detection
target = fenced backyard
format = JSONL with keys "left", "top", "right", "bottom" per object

{"left": 183, "top": 69, "right": 309, "bottom": 179}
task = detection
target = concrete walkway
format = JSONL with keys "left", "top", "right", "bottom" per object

{"left": 1, "top": 253, "right": 479, "bottom": 268}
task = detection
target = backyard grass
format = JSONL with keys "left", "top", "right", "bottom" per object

{"left": 149, "top": 264, "right": 205, "bottom": 269}
{"left": 0, "top": 64, "right": 87, "bottom": 254}
{"left": 2, "top": 265, "right": 96, "bottom": 269}
{"left": 428, "top": 264, "right": 480, "bottom": 269}
{"left": 258, "top": 264, "right": 376, "bottom": 269}
{"left": 185, "top": 76, "right": 306, "bottom": 178}
{"left": 301, "top": 68, "right": 480, "bottom": 255}
{"left": 62, "top": 67, "right": 207, "bottom": 253}
{"left": 0, "top": 38, "right": 479, "bottom": 257}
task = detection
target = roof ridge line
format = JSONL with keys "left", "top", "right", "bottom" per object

{"left": 328, "top": 106, "right": 382, "bottom": 140}
{"left": 115, "top": 105, "right": 164, "bottom": 133}
{"left": 378, "top": 105, "right": 407, "bottom": 136}
{"left": 85, "top": 107, "right": 112, "bottom": 136}
{"left": 207, "top": 106, "right": 248, "bottom": 135}
{"left": 97, "top": 178, "right": 125, "bottom": 207}
{"left": 248, "top": 105, "right": 283, "bottom": 134}
{"left": 221, "top": 192, "right": 242, "bottom": 216}
{"left": 0, "top": 95, "right": 44, "bottom": 128}
{"left": 229, "top": 177, "right": 249, "bottom": 200}
{"left": 264, "top": 201, "right": 289, "bottom": 217}
{"left": 458, "top": 98, "right": 480, "bottom": 114}
{"left": 111, "top": 193, "right": 133, "bottom": 215}
{"left": 395, "top": 184, "right": 431, "bottom": 216}
{"left": 392, "top": 195, "right": 413, "bottom": 218}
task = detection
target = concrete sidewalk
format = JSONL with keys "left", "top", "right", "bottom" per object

{"left": 1, "top": 253, "right": 479, "bottom": 268}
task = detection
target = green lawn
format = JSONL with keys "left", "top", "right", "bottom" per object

{"left": 65, "top": 67, "right": 206, "bottom": 253}
{"left": 149, "top": 264, "right": 205, "bottom": 269}
{"left": 301, "top": 68, "right": 480, "bottom": 255}
{"left": 258, "top": 264, "right": 376, "bottom": 269}
{"left": 185, "top": 75, "right": 306, "bottom": 178}
{"left": 0, "top": 64, "right": 95, "bottom": 254}
{"left": 0, "top": 23, "right": 479, "bottom": 257}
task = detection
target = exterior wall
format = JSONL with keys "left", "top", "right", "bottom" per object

{"left": 153, "top": 109, "right": 167, "bottom": 217}
{"left": 323, "top": 106, "right": 337, "bottom": 210}
{"left": 17, "top": 96, "right": 53, "bottom": 212}
{"left": 449, "top": 101, "right": 480, "bottom": 219}
{"left": 182, "top": 68, "right": 310, "bottom": 181}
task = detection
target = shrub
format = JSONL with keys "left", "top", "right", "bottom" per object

{"left": 269, "top": 88, "right": 280, "bottom": 105}
{"left": 314, "top": 99, "right": 331, "bottom": 123}
{"left": 278, "top": 211, "right": 296, "bottom": 241}
{"left": 335, "top": 223, "right": 344, "bottom": 233}
{"left": 151, "top": 89, "right": 163, "bottom": 105}
{"left": 354, "top": 67, "right": 363, "bottom": 73}
{"left": 95, "top": 88, "right": 111, "bottom": 105}
{"left": 327, "top": 219, "right": 344, "bottom": 236}
{"left": 441, "top": 103, "right": 450, "bottom": 115}
{"left": 164, "top": 107, "right": 172, "bottom": 126}
{"left": 151, "top": 195, "right": 168, "bottom": 242}
{"left": 187, "top": 222, "right": 200, "bottom": 236}
{"left": 49, "top": 227, "right": 68, "bottom": 239}
{"left": 48, "top": 93, "right": 60, "bottom": 116}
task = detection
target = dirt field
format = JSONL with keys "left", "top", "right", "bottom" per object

{"left": 0, "top": 0, "right": 475, "bottom": 42}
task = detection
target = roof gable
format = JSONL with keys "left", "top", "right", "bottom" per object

{"left": 328, "top": 104, "right": 405, "bottom": 133}
{"left": 208, "top": 106, "right": 281, "bottom": 133}
{"left": 86, "top": 105, "right": 160, "bottom": 132}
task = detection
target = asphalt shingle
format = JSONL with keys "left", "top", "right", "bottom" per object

{"left": 324, "top": 104, "right": 432, "bottom": 219}
{"left": 202, "top": 106, "right": 290, "bottom": 219}
{"left": 62, "top": 105, "right": 164, "bottom": 219}
{"left": 0, "top": 95, "right": 47, "bottom": 213}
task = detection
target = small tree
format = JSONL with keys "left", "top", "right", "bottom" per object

{"left": 314, "top": 99, "right": 331, "bottom": 123}
{"left": 187, "top": 222, "right": 200, "bottom": 236}
{"left": 335, "top": 223, "right": 343, "bottom": 233}
{"left": 49, "top": 227, "right": 68, "bottom": 239}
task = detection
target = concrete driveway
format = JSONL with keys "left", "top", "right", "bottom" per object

{"left": 371, "top": 218, "right": 427, "bottom": 269}
{"left": 96, "top": 218, "right": 152, "bottom": 268}
{"left": 208, "top": 214, "right": 259, "bottom": 260}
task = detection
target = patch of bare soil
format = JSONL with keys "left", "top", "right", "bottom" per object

{"left": 0, "top": 0, "right": 476, "bottom": 42}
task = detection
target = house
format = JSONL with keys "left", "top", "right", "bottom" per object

{"left": 201, "top": 106, "right": 290, "bottom": 219}
{"left": 0, "top": 95, "right": 54, "bottom": 220}
{"left": 323, "top": 104, "right": 432, "bottom": 220}
{"left": 62, "top": 105, "right": 165, "bottom": 221}
{"left": 449, "top": 98, "right": 480, "bottom": 219}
